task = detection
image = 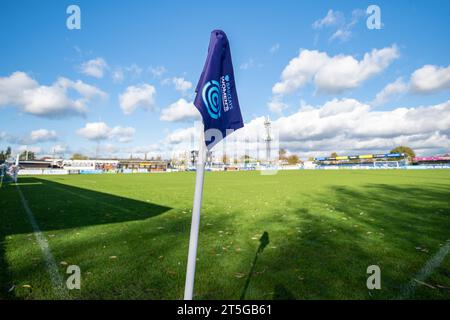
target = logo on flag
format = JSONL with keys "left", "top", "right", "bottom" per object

{"left": 194, "top": 30, "right": 244, "bottom": 149}
{"left": 201, "top": 74, "right": 235, "bottom": 120}
{"left": 201, "top": 80, "right": 222, "bottom": 119}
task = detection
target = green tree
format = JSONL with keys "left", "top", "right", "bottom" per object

{"left": 279, "top": 148, "right": 287, "bottom": 160}
{"left": 71, "top": 153, "right": 88, "bottom": 160}
{"left": 19, "top": 150, "right": 35, "bottom": 160}
{"left": 222, "top": 154, "right": 229, "bottom": 164}
{"left": 330, "top": 152, "right": 338, "bottom": 158}
{"left": 0, "top": 146, "right": 12, "bottom": 164}
{"left": 287, "top": 154, "right": 300, "bottom": 165}
{"left": 390, "top": 146, "right": 415, "bottom": 159}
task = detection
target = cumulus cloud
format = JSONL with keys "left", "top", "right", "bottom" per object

{"left": 165, "top": 127, "right": 197, "bottom": 145}
{"left": 0, "top": 72, "right": 106, "bottom": 118}
{"left": 77, "top": 122, "right": 135, "bottom": 143}
{"left": 119, "top": 84, "right": 156, "bottom": 115}
{"left": 268, "top": 97, "right": 288, "bottom": 113}
{"left": 163, "top": 77, "right": 193, "bottom": 95}
{"left": 272, "top": 45, "right": 399, "bottom": 95}
{"left": 30, "top": 129, "right": 57, "bottom": 142}
{"left": 410, "top": 64, "right": 450, "bottom": 94}
{"left": 372, "top": 78, "right": 409, "bottom": 106}
{"left": 160, "top": 98, "right": 200, "bottom": 122}
{"left": 167, "top": 98, "right": 450, "bottom": 158}
{"left": 112, "top": 64, "right": 143, "bottom": 83}
{"left": 79, "top": 57, "right": 108, "bottom": 78}
{"left": 372, "top": 64, "right": 450, "bottom": 105}
{"left": 0, "top": 129, "right": 58, "bottom": 145}
{"left": 274, "top": 98, "right": 450, "bottom": 143}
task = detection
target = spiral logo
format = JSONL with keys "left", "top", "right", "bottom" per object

{"left": 201, "top": 80, "right": 222, "bottom": 119}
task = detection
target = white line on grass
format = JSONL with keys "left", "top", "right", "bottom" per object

{"left": 397, "top": 241, "right": 450, "bottom": 299}
{"left": 16, "top": 184, "right": 68, "bottom": 299}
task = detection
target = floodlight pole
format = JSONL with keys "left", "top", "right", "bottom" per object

{"left": 184, "top": 123, "right": 207, "bottom": 300}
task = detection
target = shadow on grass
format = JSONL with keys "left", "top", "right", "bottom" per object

{"left": 2, "top": 177, "right": 449, "bottom": 299}
{"left": 237, "top": 183, "right": 449, "bottom": 299}
{"left": 240, "top": 231, "right": 269, "bottom": 300}
{"left": 0, "top": 176, "right": 173, "bottom": 299}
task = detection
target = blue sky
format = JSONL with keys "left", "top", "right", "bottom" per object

{"left": 1, "top": 0, "right": 450, "bottom": 158}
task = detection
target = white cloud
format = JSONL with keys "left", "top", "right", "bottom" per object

{"left": 272, "top": 45, "right": 399, "bottom": 95}
{"left": 312, "top": 9, "right": 341, "bottom": 29}
{"left": 330, "top": 29, "right": 351, "bottom": 42}
{"left": 79, "top": 57, "right": 108, "bottom": 78}
{"left": 150, "top": 66, "right": 167, "bottom": 78}
{"left": 410, "top": 64, "right": 450, "bottom": 94}
{"left": 77, "top": 122, "right": 135, "bottom": 142}
{"left": 313, "top": 9, "right": 365, "bottom": 43}
{"left": 0, "top": 72, "right": 106, "bottom": 118}
{"left": 166, "top": 98, "right": 450, "bottom": 158}
{"left": 160, "top": 98, "right": 200, "bottom": 122}
{"left": 30, "top": 129, "right": 57, "bottom": 142}
{"left": 77, "top": 122, "right": 110, "bottom": 140}
{"left": 119, "top": 84, "right": 156, "bottom": 115}
{"left": 112, "top": 64, "right": 142, "bottom": 83}
{"left": 124, "top": 64, "right": 143, "bottom": 77}
{"left": 372, "top": 78, "right": 409, "bottom": 106}
{"left": 112, "top": 69, "right": 124, "bottom": 83}
{"left": 372, "top": 64, "right": 450, "bottom": 105}
{"left": 110, "top": 126, "right": 136, "bottom": 143}
{"left": 165, "top": 127, "right": 197, "bottom": 145}
{"left": 270, "top": 98, "right": 450, "bottom": 156}
{"left": 268, "top": 97, "right": 288, "bottom": 113}
{"left": 163, "top": 77, "right": 192, "bottom": 95}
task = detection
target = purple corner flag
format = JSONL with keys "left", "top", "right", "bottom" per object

{"left": 194, "top": 30, "right": 244, "bottom": 150}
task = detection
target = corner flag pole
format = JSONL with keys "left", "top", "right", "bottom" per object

{"left": 14, "top": 153, "right": 19, "bottom": 183}
{"left": 184, "top": 123, "right": 207, "bottom": 300}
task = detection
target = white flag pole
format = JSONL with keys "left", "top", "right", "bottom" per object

{"left": 14, "top": 153, "right": 20, "bottom": 183}
{"left": 184, "top": 123, "right": 207, "bottom": 300}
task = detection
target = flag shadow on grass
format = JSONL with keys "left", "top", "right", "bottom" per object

{"left": 240, "top": 231, "right": 270, "bottom": 300}
{"left": 238, "top": 183, "right": 450, "bottom": 299}
{"left": 0, "top": 176, "right": 173, "bottom": 299}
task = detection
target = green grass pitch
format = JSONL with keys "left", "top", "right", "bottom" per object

{"left": 1, "top": 170, "right": 449, "bottom": 299}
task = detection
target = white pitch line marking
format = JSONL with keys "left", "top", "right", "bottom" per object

{"left": 398, "top": 241, "right": 450, "bottom": 299}
{"left": 16, "top": 184, "right": 68, "bottom": 299}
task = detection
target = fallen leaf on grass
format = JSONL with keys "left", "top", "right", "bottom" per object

{"left": 60, "top": 261, "right": 68, "bottom": 266}
{"left": 413, "top": 279, "right": 436, "bottom": 289}
{"left": 109, "top": 256, "right": 117, "bottom": 260}
{"left": 234, "top": 273, "right": 246, "bottom": 278}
